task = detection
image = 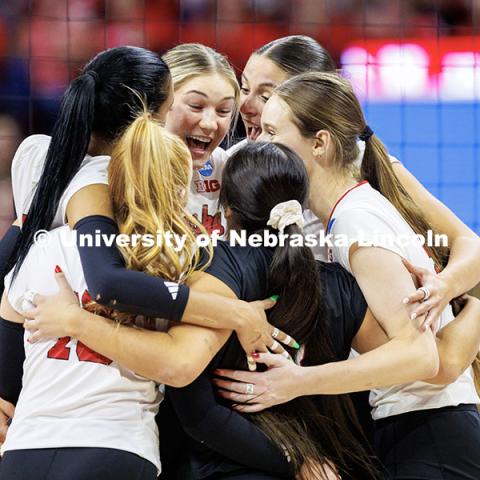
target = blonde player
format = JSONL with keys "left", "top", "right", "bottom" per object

{"left": 0, "top": 112, "right": 206, "bottom": 479}
{"left": 163, "top": 43, "right": 240, "bottom": 237}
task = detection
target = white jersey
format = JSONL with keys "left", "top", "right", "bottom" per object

{"left": 327, "top": 181, "right": 479, "bottom": 420}
{"left": 11, "top": 135, "right": 109, "bottom": 227}
{"left": 2, "top": 226, "right": 163, "bottom": 473}
{"left": 226, "top": 138, "right": 401, "bottom": 260}
{"left": 226, "top": 138, "right": 248, "bottom": 157}
{"left": 12, "top": 135, "right": 227, "bottom": 239}
{"left": 188, "top": 147, "right": 228, "bottom": 237}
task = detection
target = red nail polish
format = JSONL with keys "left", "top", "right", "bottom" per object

{"left": 55, "top": 265, "right": 62, "bottom": 273}
{"left": 252, "top": 352, "right": 260, "bottom": 359}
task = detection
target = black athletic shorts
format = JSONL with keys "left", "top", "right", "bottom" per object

{"left": 374, "top": 404, "right": 480, "bottom": 479}
{"left": 0, "top": 447, "right": 157, "bottom": 480}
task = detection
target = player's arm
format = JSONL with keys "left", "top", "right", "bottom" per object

{"left": 282, "top": 246, "right": 439, "bottom": 395}
{"left": 425, "top": 295, "right": 480, "bottom": 385}
{"left": 393, "top": 163, "right": 480, "bottom": 319}
{"left": 216, "top": 246, "right": 440, "bottom": 405}
{"left": 0, "top": 292, "right": 25, "bottom": 410}
{"left": 24, "top": 270, "right": 233, "bottom": 387}
{"left": 65, "top": 187, "right": 280, "bottom": 356}
{"left": 0, "top": 220, "right": 22, "bottom": 298}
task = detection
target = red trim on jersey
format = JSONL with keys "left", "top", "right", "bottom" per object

{"left": 326, "top": 181, "right": 369, "bottom": 234}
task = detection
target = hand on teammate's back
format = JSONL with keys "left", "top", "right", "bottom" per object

{"left": 235, "top": 297, "right": 298, "bottom": 371}
{"left": 22, "top": 269, "right": 81, "bottom": 343}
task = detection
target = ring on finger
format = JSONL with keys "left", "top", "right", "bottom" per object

{"left": 245, "top": 383, "right": 255, "bottom": 395}
{"left": 418, "top": 286, "right": 431, "bottom": 302}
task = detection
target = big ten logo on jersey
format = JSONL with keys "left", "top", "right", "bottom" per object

{"left": 193, "top": 204, "right": 225, "bottom": 237}
{"left": 194, "top": 179, "right": 220, "bottom": 194}
{"left": 47, "top": 288, "right": 112, "bottom": 365}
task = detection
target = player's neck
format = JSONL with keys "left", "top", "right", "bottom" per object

{"left": 308, "top": 168, "right": 358, "bottom": 226}
{"left": 87, "top": 134, "right": 113, "bottom": 157}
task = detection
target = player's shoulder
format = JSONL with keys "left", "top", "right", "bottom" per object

{"left": 225, "top": 138, "right": 248, "bottom": 157}
{"left": 12, "top": 134, "right": 51, "bottom": 170}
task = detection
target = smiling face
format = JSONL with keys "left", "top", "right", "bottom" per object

{"left": 258, "top": 93, "right": 316, "bottom": 175}
{"left": 166, "top": 73, "right": 236, "bottom": 169}
{"left": 239, "top": 54, "right": 289, "bottom": 141}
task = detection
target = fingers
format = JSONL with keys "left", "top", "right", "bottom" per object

{"left": 27, "top": 330, "right": 43, "bottom": 344}
{"left": 232, "top": 402, "right": 266, "bottom": 413}
{"left": 55, "top": 270, "right": 72, "bottom": 292}
{"left": 213, "top": 378, "right": 257, "bottom": 395}
{"left": 252, "top": 352, "right": 289, "bottom": 368}
{"left": 0, "top": 398, "right": 15, "bottom": 419}
{"left": 23, "top": 319, "right": 38, "bottom": 332}
{"left": 23, "top": 307, "right": 39, "bottom": 320}
{"left": 402, "top": 257, "right": 428, "bottom": 277}
{"left": 213, "top": 368, "right": 261, "bottom": 383}
{"left": 403, "top": 289, "right": 428, "bottom": 305}
{"left": 410, "top": 300, "right": 434, "bottom": 320}
{"left": 216, "top": 389, "right": 259, "bottom": 404}
{"left": 255, "top": 297, "right": 277, "bottom": 312}
{"left": 0, "top": 424, "right": 8, "bottom": 443}
{"left": 271, "top": 327, "right": 300, "bottom": 349}
{"left": 246, "top": 355, "right": 257, "bottom": 372}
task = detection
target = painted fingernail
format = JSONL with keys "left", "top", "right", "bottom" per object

{"left": 402, "top": 297, "right": 409, "bottom": 304}
{"left": 411, "top": 312, "right": 417, "bottom": 320}
{"left": 55, "top": 265, "right": 62, "bottom": 273}
{"left": 293, "top": 341, "right": 300, "bottom": 349}
{"left": 252, "top": 352, "right": 260, "bottom": 359}
{"left": 270, "top": 295, "right": 280, "bottom": 301}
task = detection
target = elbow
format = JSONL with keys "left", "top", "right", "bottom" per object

{"left": 413, "top": 333, "right": 440, "bottom": 380}
{"left": 153, "top": 360, "right": 202, "bottom": 388}
{"left": 431, "top": 355, "right": 470, "bottom": 385}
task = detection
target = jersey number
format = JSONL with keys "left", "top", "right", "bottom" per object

{"left": 47, "top": 337, "right": 112, "bottom": 365}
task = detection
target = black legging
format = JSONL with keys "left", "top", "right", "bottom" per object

{"left": 0, "top": 447, "right": 157, "bottom": 480}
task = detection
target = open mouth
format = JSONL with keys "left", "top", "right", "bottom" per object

{"left": 247, "top": 125, "right": 262, "bottom": 141}
{"left": 186, "top": 135, "right": 213, "bottom": 155}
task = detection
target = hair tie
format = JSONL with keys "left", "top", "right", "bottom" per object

{"left": 359, "top": 125, "right": 374, "bottom": 141}
{"left": 84, "top": 70, "right": 100, "bottom": 89}
{"left": 267, "top": 200, "right": 304, "bottom": 233}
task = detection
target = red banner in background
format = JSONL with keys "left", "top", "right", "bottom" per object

{"left": 341, "top": 37, "right": 480, "bottom": 101}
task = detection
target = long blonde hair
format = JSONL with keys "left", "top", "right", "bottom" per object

{"left": 107, "top": 108, "right": 212, "bottom": 312}
{"left": 276, "top": 72, "right": 449, "bottom": 269}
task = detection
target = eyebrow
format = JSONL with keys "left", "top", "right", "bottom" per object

{"left": 185, "top": 90, "right": 235, "bottom": 101}
{"left": 241, "top": 74, "right": 276, "bottom": 89}
{"left": 262, "top": 122, "right": 275, "bottom": 130}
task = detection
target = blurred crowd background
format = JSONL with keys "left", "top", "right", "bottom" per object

{"left": 0, "top": 0, "right": 479, "bottom": 239}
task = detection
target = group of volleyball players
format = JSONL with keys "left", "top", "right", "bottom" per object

{"left": 0, "top": 35, "right": 479, "bottom": 480}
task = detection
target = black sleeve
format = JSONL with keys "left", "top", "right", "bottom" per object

{"left": 318, "top": 262, "right": 367, "bottom": 360}
{"left": 167, "top": 371, "right": 293, "bottom": 478}
{"left": 0, "top": 225, "right": 21, "bottom": 298}
{"left": 74, "top": 215, "right": 189, "bottom": 321}
{"left": 204, "top": 241, "right": 243, "bottom": 298}
{"left": 0, "top": 318, "right": 25, "bottom": 405}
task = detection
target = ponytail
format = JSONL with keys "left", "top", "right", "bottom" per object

{"left": 222, "top": 142, "right": 379, "bottom": 478}
{"left": 276, "top": 72, "right": 449, "bottom": 270}
{"left": 6, "top": 46, "right": 171, "bottom": 280}
{"left": 109, "top": 109, "right": 211, "bottom": 287}
{"left": 361, "top": 135, "right": 448, "bottom": 269}
{"left": 9, "top": 73, "right": 96, "bottom": 279}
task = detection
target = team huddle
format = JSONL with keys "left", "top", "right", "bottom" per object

{"left": 0, "top": 36, "right": 479, "bottom": 480}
